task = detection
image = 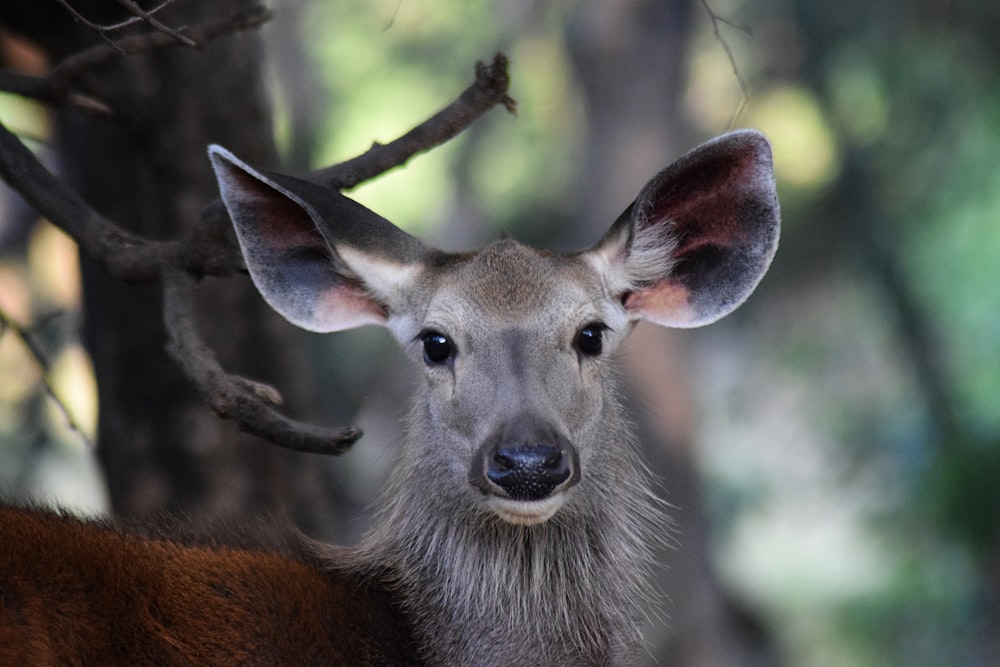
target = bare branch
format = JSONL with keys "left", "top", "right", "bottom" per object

{"left": 0, "top": 6, "right": 271, "bottom": 116}
{"left": 0, "top": 54, "right": 513, "bottom": 455}
{"left": 196, "top": 52, "right": 515, "bottom": 252}
{"left": 48, "top": 6, "right": 272, "bottom": 92}
{"left": 311, "top": 53, "right": 516, "bottom": 189}
{"left": 55, "top": 0, "right": 131, "bottom": 53}
{"left": 162, "top": 268, "right": 361, "bottom": 455}
{"left": 55, "top": 0, "right": 182, "bottom": 52}
{"left": 0, "top": 121, "right": 171, "bottom": 281}
{"left": 114, "top": 0, "right": 196, "bottom": 47}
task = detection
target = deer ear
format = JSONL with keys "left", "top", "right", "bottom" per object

{"left": 209, "top": 145, "right": 428, "bottom": 333}
{"left": 591, "top": 130, "right": 780, "bottom": 328}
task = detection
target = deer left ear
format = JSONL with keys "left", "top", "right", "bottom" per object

{"left": 590, "top": 130, "right": 780, "bottom": 328}
{"left": 209, "top": 145, "right": 430, "bottom": 333}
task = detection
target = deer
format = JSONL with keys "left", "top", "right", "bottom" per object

{"left": 0, "top": 129, "right": 779, "bottom": 666}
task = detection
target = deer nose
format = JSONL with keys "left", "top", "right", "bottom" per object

{"left": 486, "top": 445, "right": 572, "bottom": 501}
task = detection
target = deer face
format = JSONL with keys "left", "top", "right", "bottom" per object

{"left": 388, "top": 241, "right": 636, "bottom": 524}
{"left": 210, "top": 130, "right": 780, "bottom": 527}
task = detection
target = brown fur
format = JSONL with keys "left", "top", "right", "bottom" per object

{"left": 0, "top": 506, "right": 420, "bottom": 666}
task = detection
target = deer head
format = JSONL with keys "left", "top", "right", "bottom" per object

{"left": 210, "top": 130, "right": 778, "bottom": 665}
{"left": 209, "top": 130, "right": 778, "bottom": 528}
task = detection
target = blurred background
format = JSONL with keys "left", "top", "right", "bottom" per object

{"left": 2, "top": 0, "right": 999, "bottom": 665}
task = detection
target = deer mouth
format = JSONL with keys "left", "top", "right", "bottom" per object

{"left": 484, "top": 494, "right": 568, "bottom": 525}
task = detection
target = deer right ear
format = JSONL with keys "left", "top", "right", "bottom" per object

{"left": 589, "top": 130, "right": 780, "bottom": 328}
{"left": 209, "top": 145, "right": 426, "bottom": 333}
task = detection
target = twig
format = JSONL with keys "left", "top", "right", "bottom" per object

{"left": 56, "top": 0, "right": 177, "bottom": 34}
{"left": 48, "top": 6, "right": 272, "bottom": 92}
{"left": 382, "top": 0, "right": 404, "bottom": 32}
{"left": 0, "top": 307, "right": 93, "bottom": 449}
{"left": 55, "top": 0, "right": 181, "bottom": 52}
{"left": 161, "top": 268, "right": 362, "bottom": 455}
{"left": 700, "top": 0, "right": 751, "bottom": 128}
{"left": 0, "top": 6, "right": 271, "bottom": 116}
{"left": 312, "top": 53, "right": 516, "bottom": 189}
{"left": 114, "top": 0, "right": 196, "bottom": 47}
{"left": 0, "top": 120, "right": 174, "bottom": 282}
{"left": 55, "top": 0, "right": 131, "bottom": 53}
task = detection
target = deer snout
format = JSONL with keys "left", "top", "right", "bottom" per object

{"left": 469, "top": 418, "right": 581, "bottom": 524}
{"left": 486, "top": 444, "right": 572, "bottom": 501}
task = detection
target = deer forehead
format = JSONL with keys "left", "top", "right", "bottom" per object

{"left": 422, "top": 239, "right": 612, "bottom": 333}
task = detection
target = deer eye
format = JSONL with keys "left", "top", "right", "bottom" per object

{"left": 421, "top": 330, "right": 454, "bottom": 365}
{"left": 575, "top": 323, "right": 606, "bottom": 357}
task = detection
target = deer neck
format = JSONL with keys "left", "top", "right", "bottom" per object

{"left": 352, "top": 409, "right": 664, "bottom": 667}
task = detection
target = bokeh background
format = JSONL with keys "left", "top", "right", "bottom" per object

{"left": 2, "top": 1, "right": 999, "bottom": 665}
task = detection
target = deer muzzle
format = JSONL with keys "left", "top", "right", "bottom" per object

{"left": 469, "top": 416, "right": 581, "bottom": 525}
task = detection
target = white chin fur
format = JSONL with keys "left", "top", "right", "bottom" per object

{"left": 487, "top": 494, "right": 566, "bottom": 526}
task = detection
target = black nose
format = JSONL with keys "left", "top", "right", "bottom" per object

{"left": 486, "top": 444, "right": 572, "bottom": 501}
{"left": 469, "top": 414, "right": 581, "bottom": 502}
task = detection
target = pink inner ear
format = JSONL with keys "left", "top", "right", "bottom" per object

{"left": 314, "top": 283, "right": 388, "bottom": 330}
{"left": 232, "top": 173, "right": 329, "bottom": 253}
{"left": 625, "top": 280, "right": 691, "bottom": 313}
{"left": 255, "top": 210, "right": 327, "bottom": 251}
{"left": 617, "top": 131, "right": 779, "bottom": 328}
{"left": 623, "top": 282, "right": 694, "bottom": 325}
{"left": 644, "top": 147, "right": 758, "bottom": 260}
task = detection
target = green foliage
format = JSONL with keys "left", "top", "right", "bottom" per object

{"left": 896, "top": 86, "right": 1000, "bottom": 431}
{"left": 923, "top": 438, "right": 1000, "bottom": 555}
{"left": 296, "top": 0, "right": 582, "bottom": 239}
{"left": 835, "top": 545, "right": 979, "bottom": 666}
{"left": 695, "top": 0, "right": 1000, "bottom": 663}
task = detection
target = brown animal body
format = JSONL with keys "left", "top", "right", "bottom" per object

{"left": 0, "top": 131, "right": 779, "bottom": 666}
{"left": 0, "top": 506, "right": 418, "bottom": 666}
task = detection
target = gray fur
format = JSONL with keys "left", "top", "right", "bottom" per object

{"left": 329, "top": 243, "right": 671, "bottom": 666}
{"left": 343, "top": 390, "right": 668, "bottom": 666}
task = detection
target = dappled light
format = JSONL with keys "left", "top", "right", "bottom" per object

{"left": 747, "top": 85, "right": 840, "bottom": 190}
{"left": 0, "top": 219, "right": 103, "bottom": 513}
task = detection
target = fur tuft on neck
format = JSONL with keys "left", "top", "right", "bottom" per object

{"left": 333, "top": 440, "right": 668, "bottom": 667}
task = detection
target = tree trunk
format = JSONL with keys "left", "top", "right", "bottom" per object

{"left": 0, "top": 1, "right": 338, "bottom": 533}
